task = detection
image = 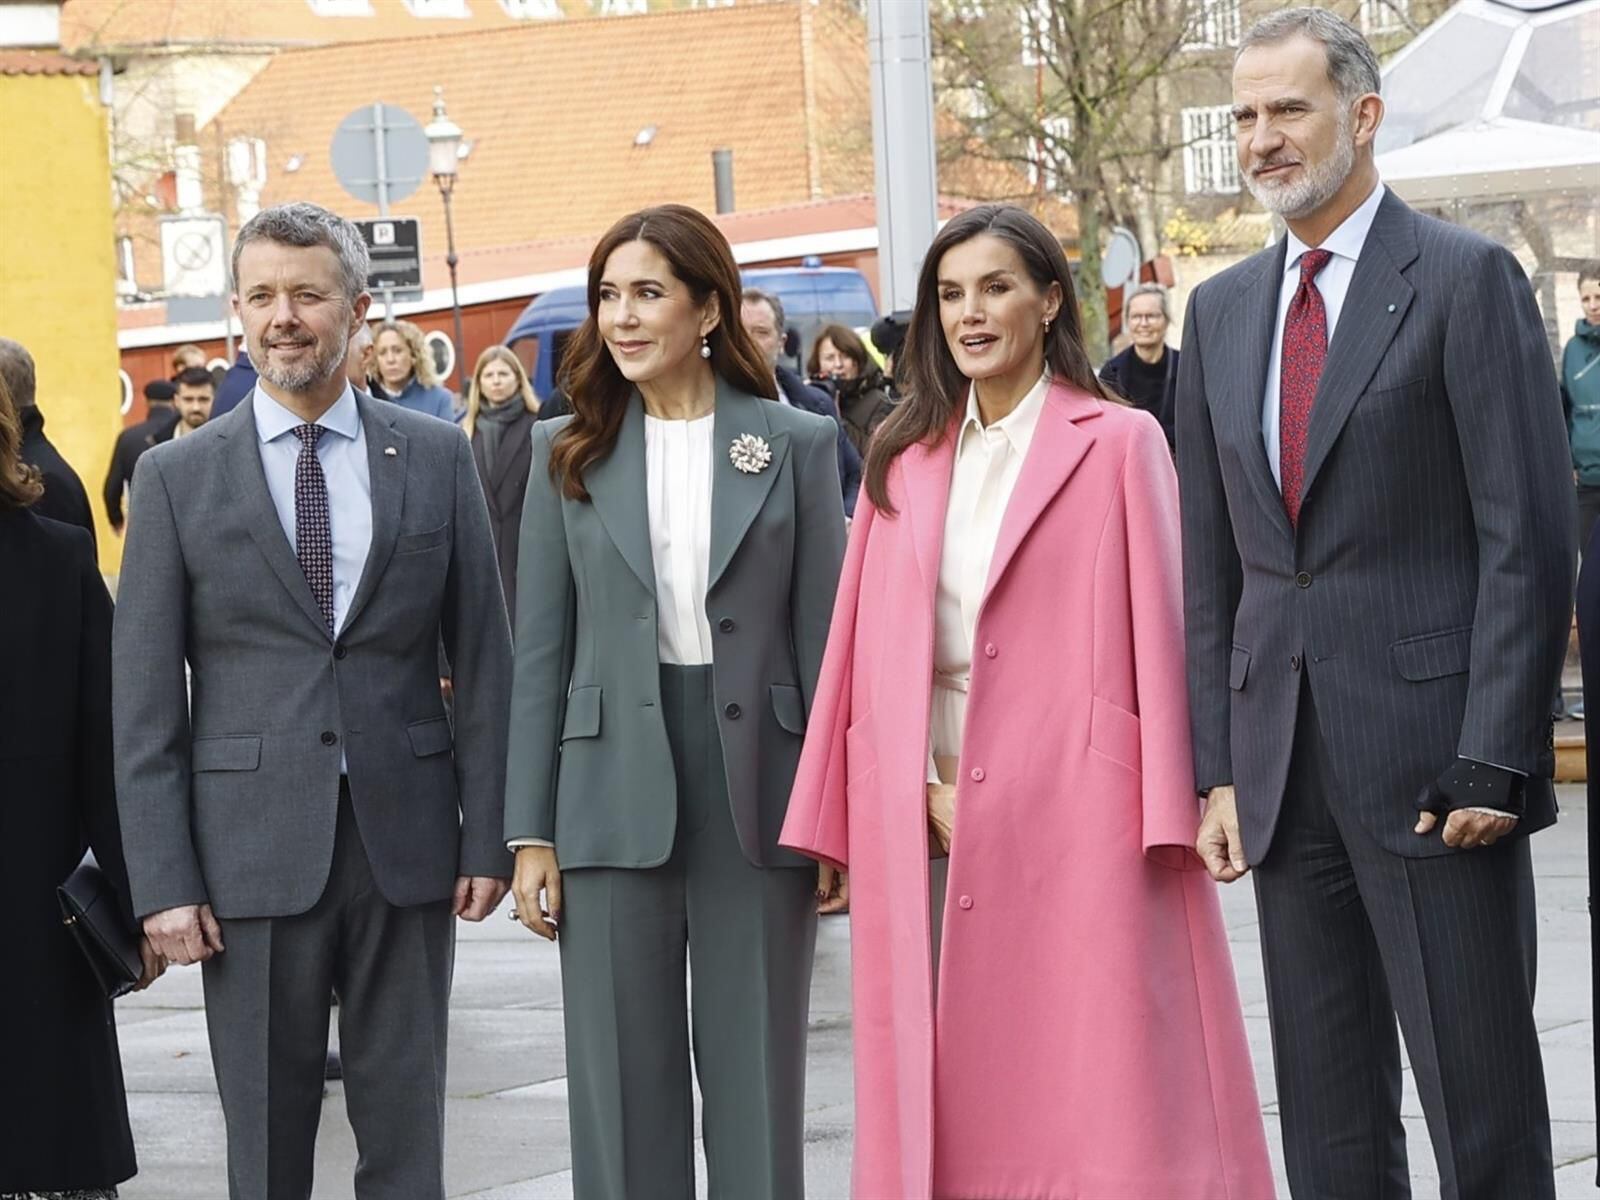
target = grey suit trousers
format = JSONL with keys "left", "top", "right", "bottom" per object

{"left": 201, "top": 783, "right": 454, "bottom": 1200}
{"left": 1255, "top": 685, "right": 1553, "bottom": 1200}
{"left": 558, "top": 665, "right": 816, "bottom": 1200}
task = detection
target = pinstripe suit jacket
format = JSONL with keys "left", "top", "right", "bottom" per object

{"left": 1177, "top": 188, "right": 1574, "bottom": 862}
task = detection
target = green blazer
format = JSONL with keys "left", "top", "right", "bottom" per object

{"left": 504, "top": 381, "right": 848, "bottom": 869}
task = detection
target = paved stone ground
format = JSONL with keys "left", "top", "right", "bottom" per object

{"left": 118, "top": 785, "right": 1596, "bottom": 1199}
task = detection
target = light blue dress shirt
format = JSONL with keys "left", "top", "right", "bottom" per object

{"left": 252, "top": 383, "right": 373, "bottom": 639}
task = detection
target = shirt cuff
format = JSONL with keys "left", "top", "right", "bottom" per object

{"left": 1460, "top": 755, "right": 1527, "bottom": 778}
{"left": 507, "top": 838, "right": 553, "bottom": 849}
{"left": 1465, "top": 808, "right": 1519, "bottom": 820}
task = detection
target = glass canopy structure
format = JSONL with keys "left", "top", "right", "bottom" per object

{"left": 1375, "top": 0, "right": 1600, "bottom": 203}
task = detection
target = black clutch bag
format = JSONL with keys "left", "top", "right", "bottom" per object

{"left": 58, "top": 854, "right": 141, "bottom": 1000}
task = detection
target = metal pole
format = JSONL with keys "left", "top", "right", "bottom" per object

{"left": 867, "top": 0, "right": 939, "bottom": 313}
{"left": 712, "top": 148, "right": 735, "bottom": 214}
{"left": 441, "top": 179, "right": 466, "bottom": 397}
{"left": 372, "top": 101, "right": 395, "bottom": 322}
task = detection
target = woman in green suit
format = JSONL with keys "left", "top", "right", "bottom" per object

{"left": 504, "top": 205, "right": 847, "bottom": 1200}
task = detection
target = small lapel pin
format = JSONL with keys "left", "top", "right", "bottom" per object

{"left": 1387, "top": 303, "right": 1397, "bottom": 313}
{"left": 384, "top": 446, "right": 397, "bottom": 457}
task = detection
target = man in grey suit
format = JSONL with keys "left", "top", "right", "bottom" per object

{"left": 1178, "top": 11, "right": 1571, "bottom": 1198}
{"left": 113, "top": 202, "right": 513, "bottom": 1199}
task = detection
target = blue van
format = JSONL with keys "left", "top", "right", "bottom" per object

{"left": 505, "top": 264, "right": 879, "bottom": 400}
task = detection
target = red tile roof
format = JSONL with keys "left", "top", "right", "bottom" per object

{"left": 0, "top": 50, "right": 100, "bottom": 76}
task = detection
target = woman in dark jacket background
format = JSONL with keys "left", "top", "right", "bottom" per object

{"left": 0, "top": 374, "right": 162, "bottom": 1198}
{"left": 808, "top": 323, "right": 894, "bottom": 457}
{"left": 464, "top": 345, "right": 540, "bottom": 619}
{"left": 1097, "top": 282, "right": 1179, "bottom": 449}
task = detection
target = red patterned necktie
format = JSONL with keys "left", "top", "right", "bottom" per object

{"left": 1279, "top": 248, "right": 1333, "bottom": 528}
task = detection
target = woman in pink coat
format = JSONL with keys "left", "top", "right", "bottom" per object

{"left": 780, "top": 204, "right": 1275, "bottom": 1200}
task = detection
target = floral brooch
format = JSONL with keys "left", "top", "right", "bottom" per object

{"left": 729, "top": 433, "right": 773, "bottom": 475}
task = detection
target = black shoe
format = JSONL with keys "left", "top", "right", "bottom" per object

{"left": 325, "top": 1049, "right": 342, "bottom": 1081}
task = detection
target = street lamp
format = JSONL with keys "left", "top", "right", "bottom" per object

{"left": 425, "top": 85, "right": 468, "bottom": 397}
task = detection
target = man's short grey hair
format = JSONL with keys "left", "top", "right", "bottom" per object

{"left": 742, "top": 287, "right": 786, "bottom": 332}
{"left": 1239, "top": 7, "right": 1382, "bottom": 104}
{"left": 0, "top": 338, "right": 37, "bottom": 408}
{"left": 232, "top": 202, "right": 370, "bottom": 304}
{"left": 1123, "top": 283, "right": 1170, "bottom": 325}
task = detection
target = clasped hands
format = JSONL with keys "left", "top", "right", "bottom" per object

{"left": 1197, "top": 761, "right": 1521, "bottom": 884}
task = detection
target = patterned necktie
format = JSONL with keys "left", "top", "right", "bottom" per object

{"left": 291, "top": 423, "right": 335, "bottom": 635}
{"left": 1279, "top": 248, "right": 1334, "bottom": 529}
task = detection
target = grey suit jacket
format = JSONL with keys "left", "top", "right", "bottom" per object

{"left": 112, "top": 392, "right": 513, "bottom": 920}
{"left": 503, "top": 382, "right": 847, "bottom": 869}
{"left": 1177, "top": 189, "right": 1574, "bottom": 862}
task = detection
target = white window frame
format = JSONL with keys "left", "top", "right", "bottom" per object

{"left": 595, "top": 0, "right": 647, "bottom": 13}
{"left": 1359, "top": 0, "right": 1410, "bottom": 35}
{"left": 1181, "top": 104, "right": 1240, "bottom": 194}
{"left": 1027, "top": 115, "right": 1072, "bottom": 196}
{"left": 944, "top": 0, "right": 987, "bottom": 20}
{"left": 306, "top": 0, "right": 374, "bottom": 14}
{"left": 423, "top": 330, "right": 457, "bottom": 384}
{"left": 404, "top": 0, "right": 472, "bottom": 17}
{"left": 502, "top": 0, "right": 564, "bottom": 15}
{"left": 1019, "top": 0, "right": 1051, "bottom": 67}
{"left": 1182, "top": 0, "right": 1241, "bottom": 50}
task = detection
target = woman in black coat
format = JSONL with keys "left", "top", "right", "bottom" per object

{"left": 463, "top": 346, "right": 540, "bottom": 620}
{"left": 0, "top": 378, "right": 161, "bottom": 1197}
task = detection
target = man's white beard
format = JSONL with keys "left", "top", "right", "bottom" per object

{"left": 1244, "top": 113, "right": 1356, "bottom": 221}
{"left": 257, "top": 324, "right": 350, "bottom": 393}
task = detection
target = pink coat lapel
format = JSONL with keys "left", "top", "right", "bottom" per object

{"left": 899, "top": 423, "right": 957, "bottom": 594}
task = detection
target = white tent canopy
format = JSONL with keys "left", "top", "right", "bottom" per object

{"left": 1375, "top": 0, "right": 1600, "bottom": 203}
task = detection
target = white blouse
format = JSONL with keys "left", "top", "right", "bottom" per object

{"left": 927, "top": 372, "right": 1051, "bottom": 782}
{"left": 644, "top": 411, "right": 716, "bottom": 666}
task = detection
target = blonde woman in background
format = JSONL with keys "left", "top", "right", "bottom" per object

{"left": 369, "top": 319, "right": 458, "bottom": 422}
{"left": 465, "top": 346, "right": 540, "bottom": 617}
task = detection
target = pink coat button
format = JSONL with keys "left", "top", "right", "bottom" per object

{"left": 970, "top": 767, "right": 985, "bottom": 782}
{"left": 984, "top": 643, "right": 997, "bottom": 658}
{"left": 958, "top": 895, "right": 974, "bottom": 910}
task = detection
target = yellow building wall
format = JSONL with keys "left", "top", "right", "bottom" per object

{"left": 0, "top": 71, "right": 124, "bottom": 574}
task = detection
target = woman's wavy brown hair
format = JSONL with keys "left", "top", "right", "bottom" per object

{"left": 548, "top": 204, "right": 777, "bottom": 500}
{"left": 863, "top": 203, "right": 1117, "bottom": 515}
{"left": 0, "top": 369, "right": 43, "bottom": 511}
{"left": 807, "top": 323, "right": 872, "bottom": 379}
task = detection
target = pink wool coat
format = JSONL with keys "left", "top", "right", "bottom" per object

{"left": 781, "top": 380, "right": 1275, "bottom": 1200}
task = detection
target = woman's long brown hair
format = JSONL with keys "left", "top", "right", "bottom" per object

{"left": 0, "top": 370, "right": 43, "bottom": 511}
{"left": 862, "top": 203, "right": 1117, "bottom": 515}
{"left": 548, "top": 204, "right": 778, "bottom": 500}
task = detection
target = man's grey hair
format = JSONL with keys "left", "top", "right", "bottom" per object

{"left": 1123, "top": 283, "right": 1171, "bottom": 325}
{"left": 0, "top": 338, "right": 37, "bottom": 408}
{"left": 742, "top": 287, "right": 786, "bottom": 332}
{"left": 1239, "top": 7, "right": 1382, "bottom": 104}
{"left": 232, "top": 202, "right": 370, "bottom": 304}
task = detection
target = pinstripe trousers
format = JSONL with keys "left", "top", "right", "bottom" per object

{"left": 1254, "top": 684, "right": 1554, "bottom": 1200}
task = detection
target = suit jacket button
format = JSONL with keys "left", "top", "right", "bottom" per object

{"left": 333, "top": 643, "right": 347, "bottom": 660}
{"left": 1290, "top": 654, "right": 1301, "bottom": 671}
{"left": 719, "top": 617, "right": 736, "bottom": 633}
{"left": 958, "top": 894, "right": 974, "bottom": 910}
{"left": 1295, "top": 571, "right": 1312, "bottom": 589}
{"left": 983, "top": 643, "right": 998, "bottom": 658}
{"left": 321, "top": 730, "right": 338, "bottom": 746}
{"left": 725, "top": 703, "right": 742, "bottom": 720}
{"left": 970, "top": 767, "right": 985, "bottom": 782}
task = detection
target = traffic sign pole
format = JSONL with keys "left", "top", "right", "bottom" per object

{"left": 372, "top": 101, "right": 395, "bottom": 320}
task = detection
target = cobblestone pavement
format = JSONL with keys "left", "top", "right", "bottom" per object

{"left": 117, "top": 785, "right": 1595, "bottom": 1198}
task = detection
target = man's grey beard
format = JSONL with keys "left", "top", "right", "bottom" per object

{"left": 256, "top": 322, "right": 351, "bottom": 393}
{"left": 1244, "top": 111, "right": 1356, "bottom": 221}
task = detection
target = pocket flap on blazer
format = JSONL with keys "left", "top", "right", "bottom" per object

{"left": 1229, "top": 645, "right": 1251, "bottom": 691}
{"left": 1390, "top": 626, "right": 1473, "bottom": 681}
{"left": 192, "top": 735, "right": 262, "bottom": 772}
{"left": 562, "top": 686, "right": 602, "bottom": 740}
{"left": 406, "top": 716, "right": 454, "bottom": 757}
{"left": 394, "top": 524, "right": 449, "bottom": 555}
{"left": 770, "top": 683, "right": 807, "bottom": 735}
{"left": 1089, "top": 696, "right": 1141, "bottom": 774}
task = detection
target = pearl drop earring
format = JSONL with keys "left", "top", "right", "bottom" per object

{"left": 700, "top": 336, "right": 712, "bottom": 359}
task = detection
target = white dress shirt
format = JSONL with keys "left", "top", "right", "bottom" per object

{"left": 644, "top": 411, "right": 716, "bottom": 666}
{"left": 253, "top": 383, "right": 371, "bottom": 775}
{"left": 927, "top": 372, "right": 1051, "bottom": 781}
{"left": 1262, "top": 180, "right": 1385, "bottom": 485}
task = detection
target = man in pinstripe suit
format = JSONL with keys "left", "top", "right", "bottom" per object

{"left": 1178, "top": 10, "right": 1572, "bottom": 1198}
